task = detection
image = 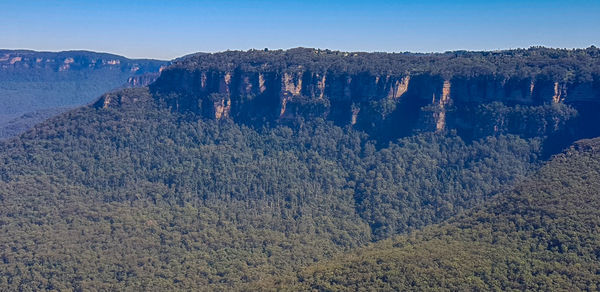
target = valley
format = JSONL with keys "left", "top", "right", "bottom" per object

{"left": 1, "top": 47, "right": 599, "bottom": 290}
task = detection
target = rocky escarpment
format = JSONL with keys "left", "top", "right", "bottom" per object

{"left": 150, "top": 73, "right": 598, "bottom": 139}
{"left": 135, "top": 48, "right": 600, "bottom": 141}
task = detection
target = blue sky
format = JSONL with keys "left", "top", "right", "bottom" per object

{"left": 1, "top": 0, "right": 599, "bottom": 60}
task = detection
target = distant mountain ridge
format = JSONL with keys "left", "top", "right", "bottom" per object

{"left": 0, "top": 49, "right": 168, "bottom": 139}
{"left": 0, "top": 49, "right": 164, "bottom": 71}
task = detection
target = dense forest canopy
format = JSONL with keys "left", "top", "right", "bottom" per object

{"left": 286, "top": 137, "right": 600, "bottom": 291}
{"left": 0, "top": 87, "right": 583, "bottom": 290}
{"left": 171, "top": 46, "right": 600, "bottom": 81}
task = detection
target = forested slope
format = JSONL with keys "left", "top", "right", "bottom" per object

{"left": 0, "top": 88, "right": 551, "bottom": 290}
{"left": 289, "top": 138, "right": 600, "bottom": 291}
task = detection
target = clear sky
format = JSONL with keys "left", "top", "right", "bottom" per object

{"left": 1, "top": 0, "right": 599, "bottom": 60}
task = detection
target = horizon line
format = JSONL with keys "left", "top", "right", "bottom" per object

{"left": 2, "top": 45, "right": 598, "bottom": 61}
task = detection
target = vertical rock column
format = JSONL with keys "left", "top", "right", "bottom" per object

{"left": 435, "top": 80, "right": 452, "bottom": 132}
{"left": 279, "top": 72, "right": 303, "bottom": 118}
{"left": 214, "top": 73, "right": 232, "bottom": 119}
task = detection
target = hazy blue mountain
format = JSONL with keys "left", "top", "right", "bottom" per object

{"left": 0, "top": 49, "right": 167, "bottom": 138}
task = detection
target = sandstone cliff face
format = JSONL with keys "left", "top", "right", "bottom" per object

{"left": 151, "top": 69, "right": 422, "bottom": 119}
{"left": 149, "top": 65, "right": 599, "bottom": 140}
{"left": 153, "top": 68, "right": 599, "bottom": 108}
{"left": 448, "top": 76, "right": 599, "bottom": 104}
{"left": 143, "top": 45, "right": 600, "bottom": 141}
{"left": 434, "top": 80, "right": 452, "bottom": 132}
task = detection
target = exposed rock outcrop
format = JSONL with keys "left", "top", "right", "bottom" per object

{"left": 94, "top": 88, "right": 152, "bottom": 109}
{"left": 150, "top": 68, "right": 599, "bottom": 139}
{"left": 434, "top": 80, "right": 452, "bottom": 132}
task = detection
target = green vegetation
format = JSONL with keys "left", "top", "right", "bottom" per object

{"left": 0, "top": 88, "right": 554, "bottom": 290}
{"left": 1, "top": 47, "right": 599, "bottom": 290}
{"left": 289, "top": 138, "right": 600, "bottom": 291}
{"left": 172, "top": 46, "right": 600, "bottom": 80}
{"left": 440, "top": 101, "right": 580, "bottom": 142}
